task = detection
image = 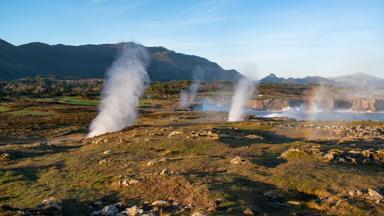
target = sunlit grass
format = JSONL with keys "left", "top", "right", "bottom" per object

{"left": 10, "top": 109, "right": 53, "bottom": 116}
{"left": 0, "top": 106, "right": 10, "bottom": 113}
{"left": 36, "top": 96, "right": 98, "bottom": 106}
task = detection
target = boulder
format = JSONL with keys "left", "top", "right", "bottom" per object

{"left": 147, "top": 160, "right": 157, "bottom": 166}
{"left": 323, "top": 150, "right": 341, "bottom": 161}
{"left": 121, "top": 178, "right": 139, "bottom": 187}
{"left": 100, "top": 205, "right": 119, "bottom": 216}
{"left": 103, "top": 150, "right": 112, "bottom": 155}
{"left": 99, "top": 159, "right": 108, "bottom": 165}
{"left": 243, "top": 207, "right": 255, "bottom": 215}
{"left": 125, "top": 205, "right": 144, "bottom": 216}
{"left": 38, "top": 197, "right": 62, "bottom": 210}
{"left": 191, "top": 211, "right": 207, "bottom": 216}
{"left": 168, "top": 131, "right": 183, "bottom": 137}
{"left": 0, "top": 153, "right": 11, "bottom": 161}
{"left": 230, "top": 156, "right": 244, "bottom": 165}
{"left": 151, "top": 200, "right": 170, "bottom": 207}
{"left": 280, "top": 148, "right": 303, "bottom": 159}
{"left": 367, "top": 188, "right": 383, "bottom": 201}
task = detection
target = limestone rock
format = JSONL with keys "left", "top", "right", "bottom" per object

{"left": 230, "top": 156, "right": 244, "bottom": 165}
{"left": 125, "top": 205, "right": 144, "bottom": 216}
{"left": 280, "top": 148, "right": 303, "bottom": 159}
{"left": 103, "top": 150, "right": 112, "bottom": 155}
{"left": 38, "top": 197, "right": 62, "bottom": 211}
{"left": 0, "top": 153, "right": 11, "bottom": 161}
{"left": 100, "top": 204, "right": 119, "bottom": 216}
{"left": 243, "top": 207, "right": 255, "bottom": 215}
{"left": 151, "top": 200, "right": 170, "bottom": 207}
{"left": 147, "top": 160, "right": 157, "bottom": 166}
{"left": 191, "top": 211, "right": 207, "bottom": 216}
{"left": 99, "top": 159, "right": 108, "bottom": 165}
{"left": 367, "top": 188, "right": 383, "bottom": 201}
{"left": 168, "top": 131, "right": 183, "bottom": 137}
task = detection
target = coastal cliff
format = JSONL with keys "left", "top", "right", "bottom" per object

{"left": 248, "top": 98, "right": 384, "bottom": 112}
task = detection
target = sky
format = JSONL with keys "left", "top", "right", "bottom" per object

{"left": 0, "top": 0, "right": 383, "bottom": 79}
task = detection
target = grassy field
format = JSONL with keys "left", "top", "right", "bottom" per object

{"left": 0, "top": 106, "right": 9, "bottom": 113}
{"left": 36, "top": 96, "right": 99, "bottom": 106}
{"left": 0, "top": 97, "right": 383, "bottom": 216}
{"left": 9, "top": 109, "right": 54, "bottom": 116}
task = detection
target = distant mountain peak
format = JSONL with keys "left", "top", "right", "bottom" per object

{"left": 266, "top": 73, "right": 277, "bottom": 78}
{"left": 333, "top": 72, "right": 379, "bottom": 79}
{"left": 259, "top": 73, "right": 337, "bottom": 85}
{"left": 341, "top": 72, "right": 370, "bottom": 78}
{"left": 259, "top": 73, "right": 285, "bottom": 84}
{"left": 332, "top": 72, "right": 384, "bottom": 88}
{"left": 18, "top": 42, "right": 51, "bottom": 48}
{"left": 333, "top": 73, "right": 380, "bottom": 81}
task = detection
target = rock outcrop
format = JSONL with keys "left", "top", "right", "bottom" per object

{"left": 248, "top": 98, "right": 384, "bottom": 112}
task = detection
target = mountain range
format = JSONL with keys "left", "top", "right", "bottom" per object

{"left": 0, "top": 39, "right": 241, "bottom": 81}
{"left": 259, "top": 72, "right": 384, "bottom": 88}
{"left": 1, "top": 38, "right": 382, "bottom": 87}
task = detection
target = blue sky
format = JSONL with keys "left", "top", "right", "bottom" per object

{"left": 0, "top": 0, "right": 383, "bottom": 79}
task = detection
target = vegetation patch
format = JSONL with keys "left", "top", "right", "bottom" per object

{"left": 37, "top": 96, "right": 98, "bottom": 106}
{"left": 10, "top": 109, "right": 54, "bottom": 116}
{"left": 0, "top": 106, "right": 9, "bottom": 113}
{"left": 0, "top": 83, "right": 384, "bottom": 216}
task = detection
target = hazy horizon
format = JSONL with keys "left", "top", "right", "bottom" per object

{"left": 1, "top": 0, "right": 383, "bottom": 79}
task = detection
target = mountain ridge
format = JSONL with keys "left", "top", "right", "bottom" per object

{"left": 259, "top": 72, "right": 384, "bottom": 87}
{"left": 0, "top": 39, "right": 242, "bottom": 81}
{"left": 331, "top": 72, "right": 384, "bottom": 87}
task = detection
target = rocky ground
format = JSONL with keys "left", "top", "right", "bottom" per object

{"left": 1, "top": 97, "right": 384, "bottom": 216}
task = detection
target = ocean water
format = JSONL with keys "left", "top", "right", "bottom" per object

{"left": 193, "top": 103, "right": 384, "bottom": 121}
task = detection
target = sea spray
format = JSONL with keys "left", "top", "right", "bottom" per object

{"left": 228, "top": 77, "right": 255, "bottom": 121}
{"left": 180, "top": 81, "right": 201, "bottom": 108}
{"left": 88, "top": 43, "right": 149, "bottom": 138}
{"left": 180, "top": 67, "right": 204, "bottom": 108}
{"left": 308, "top": 82, "right": 328, "bottom": 120}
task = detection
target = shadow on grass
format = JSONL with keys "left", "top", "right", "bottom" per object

{"left": 5, "top": 144, "right": 81, "bottom": 161}
{"left": 1, "top": 192, "right": 125, "bottom": 216}
{"left": 62, "top": 192, "right": 121, "bottom": 216}
{"left": 213, "top": 127, "right": 303, "bottom": 148}
{"left": 197, "top": 173, "right": 321, "bottom": 215}
{"left": 0, "top": 136, "right": 46, "bottom": 145}
{"left": 328, "top": 161, "right": 384, "bottom": 177}
{"left": 5, "top": 161, "right": 64, "bottom": 182}
{"left": 62, "top": 193, "right": 148, "bottom": 216}
{"left": 250, "top": 152, "right": 287, "bottom": 168}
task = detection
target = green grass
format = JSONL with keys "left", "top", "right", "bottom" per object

{"left": 0, "top": 106, "right": 10, "bottom": 113}
{"left": 59, "top": 97, "right": 98, "bottom": 106}
{"left": 10, "top": 109, "right": 54, "bottom": 116}
{"left": 0, "top": 170, "right": 15, "bottom": 185}
{"left": 36, "top": 96, "right": 98, "bottom": 106}
{"left": 1, "top": 97, "right": 384, "bottom": 216}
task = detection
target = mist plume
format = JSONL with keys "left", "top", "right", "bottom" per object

{"left": 228, "top": 77, "right": 255, "bottom": 122}
{"left": 88, "top": 43, "right": 149, "bottom": 138}
{"left": 180, "top": 67, "right": 204, "bottom": 108}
